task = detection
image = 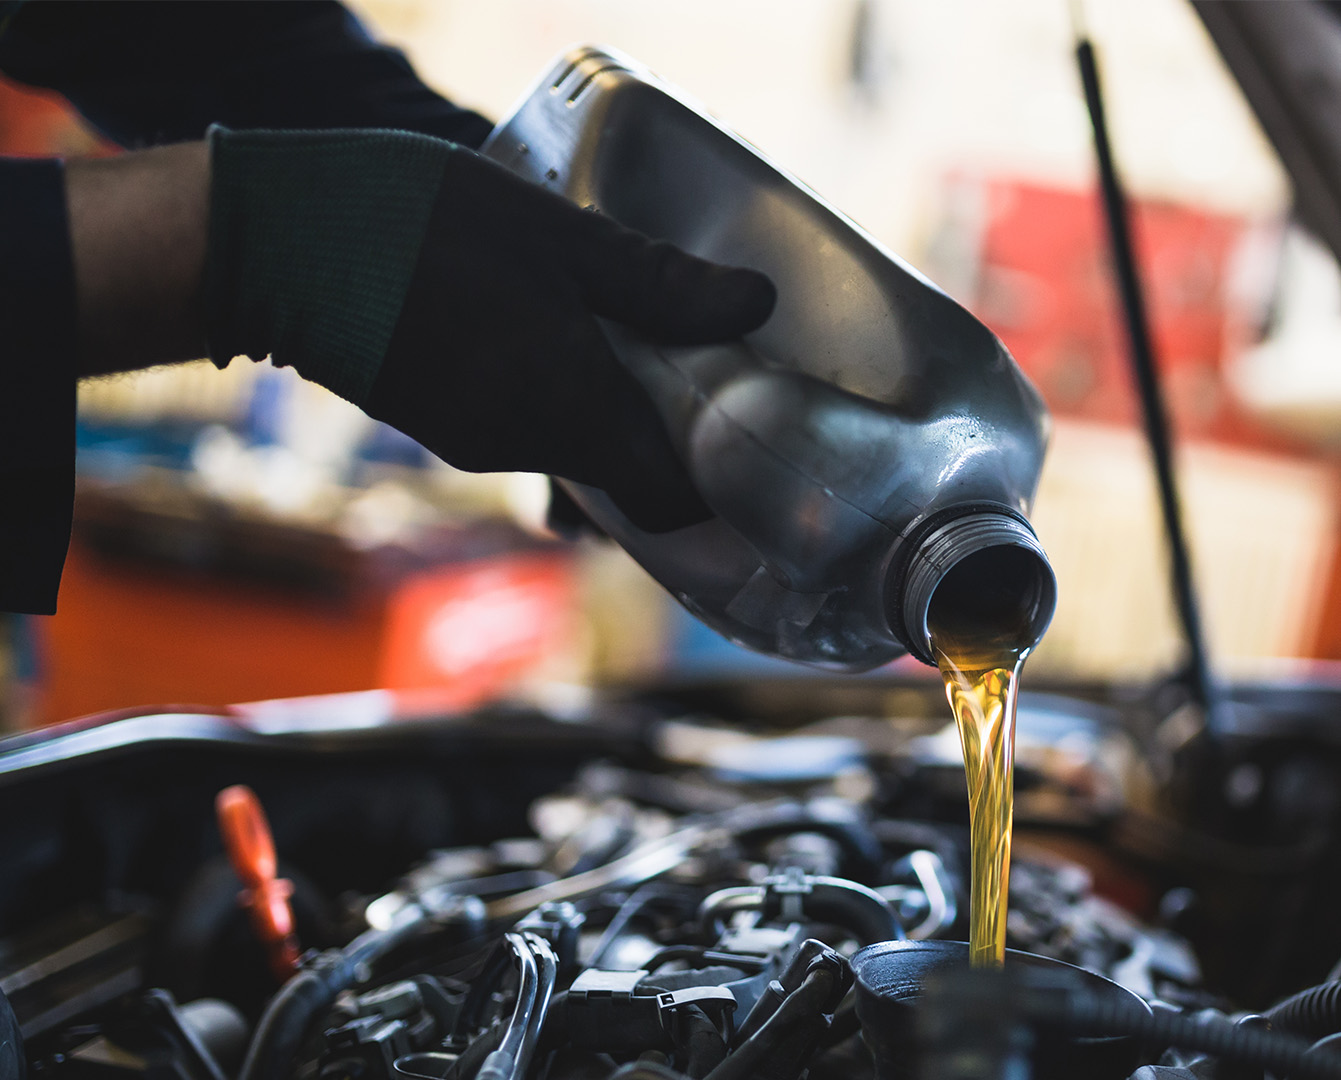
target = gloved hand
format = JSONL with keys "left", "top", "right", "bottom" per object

{"left": 205, "top": 127, "right": 776, "bottom": 532}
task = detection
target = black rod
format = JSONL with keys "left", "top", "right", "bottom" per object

{"left": 1075, "top": 36, "right": 1220, "bottom": 730}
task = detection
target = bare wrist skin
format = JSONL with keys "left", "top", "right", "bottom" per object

{"left": 65, "top": 140, "right": 210, "bottom": 376}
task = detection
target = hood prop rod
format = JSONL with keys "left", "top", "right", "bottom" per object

{"left": 1073, "top": 20, "right": 1222, "bottom": 733}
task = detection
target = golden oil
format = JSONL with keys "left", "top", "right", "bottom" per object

{"left": 930, "top": 620, "right": 1030, "bottom": 968}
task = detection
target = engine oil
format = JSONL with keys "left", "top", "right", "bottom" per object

{"left": 925, "top": 543, "right": 1042, "bottom": 966}
{"left": 932, "top": 628, "right": 1027, "bottom": 967}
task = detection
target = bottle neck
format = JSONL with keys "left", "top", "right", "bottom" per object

{"left": 893, "top": 510, "right": 1056, "bottom": 666}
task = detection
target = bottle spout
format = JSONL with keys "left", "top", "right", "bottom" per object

{"left": 892, "top": 509, "right": 1057, "bottom": 667}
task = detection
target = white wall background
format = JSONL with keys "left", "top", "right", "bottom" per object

{"left": 347, "top": 0, "right": 1289, "bottom": 258}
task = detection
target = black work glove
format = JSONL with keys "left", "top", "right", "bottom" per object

{"left": 205, "top": 128, "right": 776, "bottom": 531}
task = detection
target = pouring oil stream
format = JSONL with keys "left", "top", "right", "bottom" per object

{"left": 931, "top": 623, "right": 1029, "bottom": 967}
{"left": 920, "top": 537, "right": 1047, "bottom": 968}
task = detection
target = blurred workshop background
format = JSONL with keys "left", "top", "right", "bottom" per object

{"left": 3, "top": 0, "right": 1334, "bottom": 729}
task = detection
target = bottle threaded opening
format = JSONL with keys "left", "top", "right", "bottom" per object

{"left": 895, "top": 511, "right": 1056, "bottom": 666}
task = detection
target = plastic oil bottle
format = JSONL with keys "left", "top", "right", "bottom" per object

{"left": 484, "top": 47, "right": 1058, "bottom": 961}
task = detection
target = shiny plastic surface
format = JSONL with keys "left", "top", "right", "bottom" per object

{"left": 484, "top": 47, "right": 1050, "bottom": 670}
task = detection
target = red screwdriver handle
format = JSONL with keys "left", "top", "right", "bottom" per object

{"left": 216, "top": 785, "right": 301, "bottom": 980}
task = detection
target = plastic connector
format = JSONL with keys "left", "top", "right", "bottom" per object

{"left": 565, "top": 969, "right": 666, "bottom": 1053}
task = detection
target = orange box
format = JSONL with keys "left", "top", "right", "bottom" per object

{"left": 35, "top": 538, "right": 576, "bottom": 725}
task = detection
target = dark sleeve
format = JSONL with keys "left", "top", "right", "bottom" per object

{"left": 0, "top": 1, "right": 494, "bottom": 613}
{"left": 0, "top": 1, "right": 495, "bottom": 149}
{"left": 0, "top": 157, "right": 75, "bottom": 615}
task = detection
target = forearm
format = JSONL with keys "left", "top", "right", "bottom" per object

{"left": 66, "top": 142, "right": 210, "bottom": 375}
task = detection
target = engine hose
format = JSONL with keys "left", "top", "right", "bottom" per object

{"left": 700, "top": 877, "right": 901, "bottom": 946}
{"left": 513, "top": 935, "right": 558, "bottom": 1078}
{"left": 703, "top": 969, "right": 835, "bottom": 1080}
{"left": 816, "top": 1001, "right": 860, "bottom": 1049}
{"left": 679, "top": 1005, "right": 729, "bottom": 1078}
{"left": 458, "top": 946, "right": 516, "bottom": 1038}
{"left": 237, "top": 968, "right": 345, "bottom": 1080}
{"left": 443, "top": 1022, "right": 505, "bottom": 1080}
{"left": 1268, "top": 982, "right": 1341, "bottom": 1042}
{"left": 474, "top": 933, "right": 558, "bottom": 1080}
{"left": 1031, "top": 991, "right": 1341, "bottom": 1080}
{"left": 792, "top": 879, "right": 904, "bottom": 945}
{"left": 728, "top": 804, "right": 884, "bottom": 878}
{"left": 238, "top": 906, "right": 429, "bottom": 1080}
{"left": 736, "top": 940, "right": 846, "bottom": 1043}
{"left": 608, "top": 1063, "right": 692, "bottom": 1080}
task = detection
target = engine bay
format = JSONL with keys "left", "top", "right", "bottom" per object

{"left": 6, "top": 675, "right": 1341, "bottom": 1080}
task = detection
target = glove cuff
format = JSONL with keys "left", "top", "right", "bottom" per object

{"left": 206, "top": 126, "right": 454, "bottom": 405}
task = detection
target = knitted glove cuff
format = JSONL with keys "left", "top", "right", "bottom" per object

{"left": 205, "top": 125, "right": 454, "bottom": 405}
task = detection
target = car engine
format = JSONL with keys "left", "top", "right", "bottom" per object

{"left": 6, "top": 677, "right": 1341, "bottom": 1080}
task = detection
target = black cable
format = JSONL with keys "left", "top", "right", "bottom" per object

{"left": 588, "top": 884, "right": 688, "bottom": 969}
{"left": 816, "top": 999, "right": 860, "bottom": 1049}
{"left": 237, "top": 970, "right": 335, "bottom": 1080}
{"left": 238, "top": 908, "right": 429, "bottom": 1080}
{"left": 702, "top": 970, "right": 835, "bottom": 1080}
{"left": 679, "top": 1004, "right": 729, "bottom": 1078}
{"left": 1029, "top": 991, "right": 1341, "bottom": 1079}
{"left": 444, "top": 1021, "right": 506, "bottom": 1080}
{"left": 1074, "top": 33, "right": 1221, "bottom": 731}
{"left": 459, "top": 944, "right": 519, "bottom": 1038}
{"left": 1267, "top": 981, "right": 1341, "bottom": 1042}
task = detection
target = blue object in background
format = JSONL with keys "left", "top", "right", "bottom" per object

{"left": 1, "top": 612, "right": 39, "bottom": 730}
{"left": 666, "top": 603, "right": 927, "bottom": 681}
{"left": 75, "top": 417, "right": 199, "bottom": 479}
{"left": 7, "top": 614, "right": 36, "bottom": 684}
{"left": 242, "top": 366, "right": 289, "bottom": 447}
{"left": 667, "top": 603, "right": 814, "bottom": 677}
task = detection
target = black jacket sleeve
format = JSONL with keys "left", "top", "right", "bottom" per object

{"left": 0, "top": 0, "right": 495, "bottom": 149}
{"left": 0, "top": 2, "right": 495, "bottom": 614}
{"left": 0, "top": 158, "right": 76, "bottom": 615}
